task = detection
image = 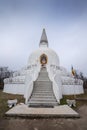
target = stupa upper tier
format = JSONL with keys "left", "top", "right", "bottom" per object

{"left": 39, "top": 29, "right": 48, "bottom": 47}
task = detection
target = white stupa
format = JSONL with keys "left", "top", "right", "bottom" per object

{"left": 3, "top": 29, "right": 84, "bottom": 106}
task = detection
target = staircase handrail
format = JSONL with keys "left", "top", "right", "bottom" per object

{"left": 25, "top": 80, "right": 33, "bottom": 104}
{"left": 24, "top": 65, "right": 41, "bottom": 104}
{"left": 47, "top": 65, "right": 62, "bottom": 104}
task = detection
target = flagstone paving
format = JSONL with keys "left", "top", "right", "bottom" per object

{"left": 5, "top": 104, "right": 79, "bottom": 118}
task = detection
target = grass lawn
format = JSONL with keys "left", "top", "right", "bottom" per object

{"left": 60, "top": 90, "right": 87, "bottom": 109}
{"left": 0, "top": 90, "right": 24, "bottom": 118}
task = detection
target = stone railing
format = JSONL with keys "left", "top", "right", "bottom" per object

{"left": 4, "top": 64, "right": 41, "bottom": 85}
{"left": 25, "top": 80, "right": 33, "bottom": 104}
{"left": 47, "top": 65, "right": 62, "bottom": 103}
{"left": 62, "top": 78, "right": 83, "bottom": 85}
{"left": 24, "top": 64, "right": 41, "bottom": 104}
{"left": 4, "top": 77, "right": 25, "bottom": 84}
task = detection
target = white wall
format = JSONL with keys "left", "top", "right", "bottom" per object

{"left": 62, "top": 85, "right": 84, "bottom": 95}
{"left": 3, "top": 84, "right": 25, "bottom": 95}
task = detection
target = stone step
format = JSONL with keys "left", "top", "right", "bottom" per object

{"left": 33, "top": 87, "right": 52, "bottom": 90}
{"left": 38, "top": 73, "right": 48, "bottom": 75}
{"left": 37, "top": 78, "right": 49, "bottom": 80}
{"left": 37, "top": 77, "right": 50, "bottom": 80}
{"left": 28, "top": 102, "right": 58, "bottom": 107}
{"left": 32, "top": 94, "right": 54, "bottom": 97}
{"left": 34, "top": 87, "right": 52, "bottom": 89}
{"left": 38, "top": 75, "right": 48, "bottom": 76}
{"left": 39, "top": 73, "right": 47, "bottom": 75}
{"left": 33, "top": 89, "right": 52, "bottom": 91}
{"left": 34, "top": 84, "right": 52, "bottom": 87}
{"left": 32, "top": 91, "right": 54, "bottom": 95}
{"left": 32, "top": 92, "right": 54, "bottom": 95}
{"left": 33, "top": 92, "right": 53, "bottom": 94}
{"left": 39, "top": 73, "right": 48, "bottom": 75}
{"left": 33, "top": 90, "right": 53, "bottom": 92}
{"left": 29, "top": 101, "right": 58, "bottom": 104}
{"left": 37, "top": 77, "right": 50, "bottom": 81}
{"left": 32, "top": 90, "right": 53, "bottom": 93}
{"left": 29, "top": 101, "right": 57, "bottom": 104}
{"left": 32, "top": 93, "right": 53, "bottom": 95}
{"left": 32, "top": 94, "right": 54, "bottom": 96}
{"left": 38, "top": 75, "right": 49, "bottom": 76}
{"left": 35, "top": 85, "right": 52, "bottom": 88}
{"left": 28, "top": 67, "right": 58, "bottom": 107}
{"left": 35, "top": 81, "right": 52, "bottom": 83}
{"left": 38, "top": 76, "right": 49, "bottom": 78}
{"left": 32, "top": 95, "right": 54, "bottom": 98}
{"left": 34, "top": 83, "right": 52, "bottom": 88}
{"left": 41, "top": 70, "right": 47, "bottom": 72}
{"left": 32, "top": 92, "right": 53, "bottom": 94}
{"left": 34, "top": 86, "right": 52, "bottom": 89}
{"left": 34, "top": 81, "right": 52, "bottom": 85}
{"left": 38, "top": 76, "right": 48, "bottom": 78}
{"left": 30, "top": 98, "right": 56, "bottom": 101}
{"left": 40, "top": 69, "right": 47, "bottom": 71}
{"left": 30, "top": 96, "right": 55, "bottom": 99}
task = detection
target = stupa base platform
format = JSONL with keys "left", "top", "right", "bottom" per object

{"left": 5, "top": 104, "right": 79, "bottom": 118}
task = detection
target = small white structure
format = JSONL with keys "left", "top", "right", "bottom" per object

{"left": 7, "top": 99, "right": 17, "bottom": 108}
{"left": 3, "top": 29, "right": 84, "bottom": 104}
{"left": 66, "top": 99, "right": 76, "bottom": 107}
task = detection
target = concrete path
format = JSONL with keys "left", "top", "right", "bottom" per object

{"left": 5, "top": 104, "right": 79, "bottom": 118}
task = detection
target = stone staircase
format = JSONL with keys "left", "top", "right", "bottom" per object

{"left": 28, "top": 67, "right": 58, "bottom": 107}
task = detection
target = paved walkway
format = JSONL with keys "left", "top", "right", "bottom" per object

{"left": 6, "top": 104, "right": 79, "bottom": 118}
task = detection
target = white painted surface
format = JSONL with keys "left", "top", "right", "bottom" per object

{"left": 62, "top": 85, "right": 84, "bottom": 95}
{"left": 3, "top": 29, "right": 84, "bottom": 104}
{"left": 3, "top": 84, "right": 25, "bottom": 95}
{"left": 28, "top": 47, "right": 59, "bottom": 67}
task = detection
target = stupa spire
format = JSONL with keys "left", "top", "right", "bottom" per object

{"left": 39, "top": 29, "right": 48, "bottom": 47}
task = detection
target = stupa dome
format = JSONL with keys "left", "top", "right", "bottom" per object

{"left": 28, "top": 29, "right": 59, "bottom": 66}
{"left": 28, "top": 47, "right": 59, "bottom": 66}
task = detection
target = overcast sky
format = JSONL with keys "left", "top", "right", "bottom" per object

{"left": 0, "top": 0, "right": 87, "bottom": 76}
